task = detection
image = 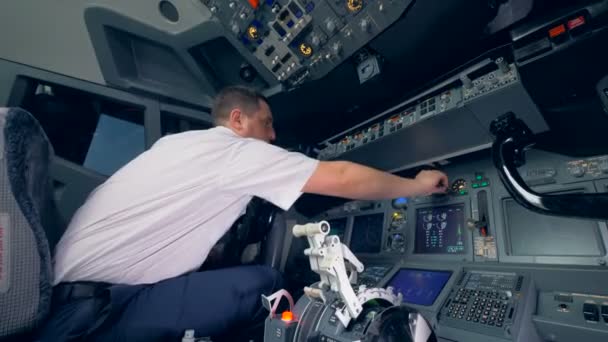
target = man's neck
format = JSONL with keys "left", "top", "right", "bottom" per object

{"left": 216, "top": 124, "right": 243, "bottom": 138}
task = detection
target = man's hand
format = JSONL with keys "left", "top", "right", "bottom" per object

{"left": 414, "top": 170, "right": 449, "bottom": 196}
{"left": 303, "top": 161, "right": 450, "bottom": 200}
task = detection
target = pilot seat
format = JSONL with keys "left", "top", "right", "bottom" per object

{"left": 0, "top": 107, "right": 63, "bottom": 341}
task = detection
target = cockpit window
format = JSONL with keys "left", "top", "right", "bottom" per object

{"left": 18, "top": 80, "right": 145, "bottom": 176}
{"left": 84, "top": 113, "right": 145, "bottom": 175}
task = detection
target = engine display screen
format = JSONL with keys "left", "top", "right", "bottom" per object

{"left": 386, "top": 268, "right": 453, "bottom": 306}
{"left": 327, "top": 217, "right": 347, "bottom": 241}
{"left": 350, "top": 213, "right": 384, "bottom": 254}
{"left": 415, "top": 203, "right": 466, "bottom": 254}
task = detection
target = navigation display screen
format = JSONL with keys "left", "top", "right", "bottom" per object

{"left": 327, "top": 217, "right": 347, "bottom": 241}
{"left": 386, "top": 268, "right": 453, "bottom": 306}
{"left": 415, "top": 203, "right": 466, "bottom": 254}
{"left": 350, "top": 213, "right": 384, "bottom": 254}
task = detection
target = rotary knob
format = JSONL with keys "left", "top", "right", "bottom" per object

{"left": 231, "top": 23, "right": 239, "bottom": 34}
{"left": 229, "top": 2, "right": 236, "bottom": 9}
{"left": 570, "top": 165, "right": 585, "bottom": 178}
{"left": 326, "top": 20, "right": 336, "bottom": 33}
{"left": 331, "top": 42, "right": 342, "bottom": 56}
{"left": 599, "top": 159, "right": 608, "bottom": 173}
{"left": 311, "top": 35, "right": 321, "bottom": 47}
{"left": 389, "top": 234, "right": 405, "bottom": 250}
{"left": 496, "top": 57, "right": 510, "bottom": 74}
{"left": 360, "top": 19, "right": 370, "bottom": 32}
{"left": 460, "top": 74, "right": 473, "bottom": 89}
{"left": 210, "top": 6, "right": 218, "bottom": 13}
{"left": 441, "top": 92, "right": 450, "bottom": 103}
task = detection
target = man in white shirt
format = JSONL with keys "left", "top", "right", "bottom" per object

{"left": 41, "top": 86, "right": 448, "bottom": 341}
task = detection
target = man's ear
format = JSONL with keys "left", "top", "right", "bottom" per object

{"left": 229, "top": 108, "right": 244, "bottom": 130}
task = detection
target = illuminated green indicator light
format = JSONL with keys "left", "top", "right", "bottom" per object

{"left": 472, "top": 183, "right": 479, "bottom": 188}
{"left": 459, "top": 190, "right": 467, "bottom": 195}
{"left": 481, "top": 182, "right": 489, "bottom": 187}
{"left": 476, "top": 175, "right": 483, "bottom": 180}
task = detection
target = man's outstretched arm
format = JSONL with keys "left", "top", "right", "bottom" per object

{"left": 302, "top": 161, "right": 448, "bottom": 200}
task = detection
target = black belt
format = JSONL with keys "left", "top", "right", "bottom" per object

{"left": 53, "top": 281, "right": 112, "bottom": 305}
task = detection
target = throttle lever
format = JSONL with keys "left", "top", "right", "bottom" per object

{"left": 490, "top": 112, "right": 608, "bottom": 221}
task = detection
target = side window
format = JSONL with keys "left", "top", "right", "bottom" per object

{"left": 161, "top": 111, "right": 213, "bottom": 136}
{"left": 83, "top": 112, "right": 145, "bottom": 175}
{"left": 19, "top": 81, "right": 146, "bottom": 176}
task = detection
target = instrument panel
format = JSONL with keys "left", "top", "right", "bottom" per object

{"left": 316, "top": 169, "right": 489, "bottom": 258}
{"left": 293, "top": 148, "right": 608, "bottom": 342}
{"left": 200, "top": 0, "right": 412, "bottom": 86}
{"left": 316, "top": 56, "right": 522, "bottom": 161}
{"left": 439, "top": 270, "right": 527, "bottom": 338}
{"left": 315, "top": 149, "right": 608, "bottom": 265}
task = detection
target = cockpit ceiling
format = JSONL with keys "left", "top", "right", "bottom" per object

{"left": 84, "top": 0, "right": 525, "bottom": 145}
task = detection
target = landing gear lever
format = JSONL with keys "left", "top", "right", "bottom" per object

{"left": 490, "top": 112, "right": 608, "bottom": 220}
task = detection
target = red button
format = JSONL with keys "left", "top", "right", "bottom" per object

{"left": 549, "top": 24, "right": 566, "bottom": 38}
{"left": 567, "top": 16, "right": 586, "bottom": 30}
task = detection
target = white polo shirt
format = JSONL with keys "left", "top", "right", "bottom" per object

{"left": 52, "top": 126, "right": 319, "bottom": 285}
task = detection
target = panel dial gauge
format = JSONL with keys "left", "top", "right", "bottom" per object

{"left": 451, "top": 179, "right": 467, "bottom": 194}
{"left": 347, "top": 0, "right": 363, "bottom": 12}
{"left": 388, "top": 233, "right": 405, "bottom": 250}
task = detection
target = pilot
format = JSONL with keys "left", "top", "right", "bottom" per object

{"left": 41, "top": 85, "right": 448, "bottom": 341}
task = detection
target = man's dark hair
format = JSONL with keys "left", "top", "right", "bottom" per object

{"left": 211, "top": 85, "right": 268, "bottom": 125}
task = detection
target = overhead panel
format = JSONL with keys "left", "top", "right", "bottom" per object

{"left": 200, "top": 0, "right": 412, "bottom": 87}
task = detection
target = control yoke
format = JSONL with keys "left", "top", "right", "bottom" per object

{"left": 490, "top": 112, "right": 608, "bottom": 220}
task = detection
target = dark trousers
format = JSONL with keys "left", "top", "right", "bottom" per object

{"left": 39, "top": 265, "right": 283, "bottom": 342}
